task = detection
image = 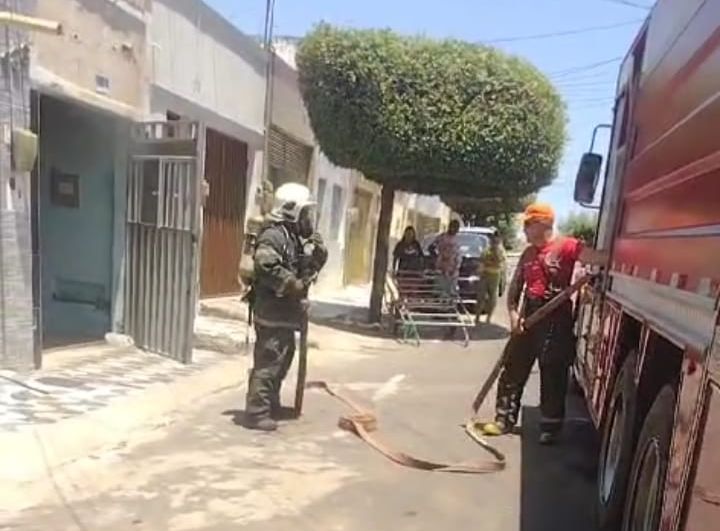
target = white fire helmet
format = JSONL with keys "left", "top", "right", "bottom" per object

{"left": 270, "top": 182, "right": 316, "bottom": 223}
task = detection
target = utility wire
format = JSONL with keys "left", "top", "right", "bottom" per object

{"left": 549, "top": 57, "right": 623, "bottom": 78}
{"left": 556, "top": 80, "right": 617, "bottom": 89}
{"left": 483, "top": 19, "right": 643, "bottom": 44}
{"left": 598, "top": 0, "right": 653, "bottom": 10}
{"left": 554, "top": 71, "right": 620, "bottom": 83}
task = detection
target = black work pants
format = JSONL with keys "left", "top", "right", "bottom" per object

{"left": 494, "top": 301, "right": 575, "bottom": 433}
{"left": 245, "top": 324, "right": 296, "bottom": 420}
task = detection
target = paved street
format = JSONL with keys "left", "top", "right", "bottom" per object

{"left": 5, "top": 320, "right": 598, "bottom": 531}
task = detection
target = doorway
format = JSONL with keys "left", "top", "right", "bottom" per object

{"left": 34, "top": 95, "right": 116, "bottom": 348}
{"left": 200, "top": 128, "right": 248, "bottom": 297}
{"left": 345, "top": 189, "right": 374, "bottom": 285}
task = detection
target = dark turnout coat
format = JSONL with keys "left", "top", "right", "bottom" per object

{"left": 252, "top": 222, "right": 327, "bottom": 329}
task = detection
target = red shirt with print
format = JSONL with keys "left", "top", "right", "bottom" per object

{"left": 522, "top": 237, "right": 584, "bottom": 300}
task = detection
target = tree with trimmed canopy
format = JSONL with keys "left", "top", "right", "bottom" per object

{"left": 296, "top": 24, "right": 566, "bottom": 321}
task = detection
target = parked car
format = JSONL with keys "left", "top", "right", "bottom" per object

{"left": 422, "top": 227, "right": 504, "bottom": 311}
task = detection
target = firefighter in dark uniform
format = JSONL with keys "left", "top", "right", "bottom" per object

{"left": 482, "top": 203, "right": 606, "bottom": 444}
{"left": 244, "top": 183, "right": 327, "bottom": 432}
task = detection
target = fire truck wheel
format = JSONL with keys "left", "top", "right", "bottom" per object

{"left": 621, "top": 385, "right": 675, "bottom": 531}
{"left": 597, "top": 354, "right": 638, "bottom": 531}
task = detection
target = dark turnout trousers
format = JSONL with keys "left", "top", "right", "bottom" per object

{"left": 495, "top": 299, "right": 575, "bottom": 434}
{"left": 245, "top": 324, "right": 296, "bottom": 420}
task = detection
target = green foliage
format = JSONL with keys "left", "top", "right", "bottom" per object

{"left": 447, "top": 193, "right": 535, "bottom": 218}
{"left": 297, "top": 24, "right": 567, "bottom": 197}
{"left": 559, "top": 211, "right": 598, "bottom": 244}
{"left": 453, "top": 194, "right": 532, "bottom": 250}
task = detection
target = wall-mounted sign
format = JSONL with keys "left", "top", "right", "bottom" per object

{"left": 50, "top": 168, "right": 79, "bottom": 208}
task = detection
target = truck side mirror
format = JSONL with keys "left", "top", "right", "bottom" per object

{"left": 574, "top": 153, "right": 603, "bottom": 204}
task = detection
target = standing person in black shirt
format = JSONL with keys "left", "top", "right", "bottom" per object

{"left": 392, "top": 226, "right": 425, "bottom": 272}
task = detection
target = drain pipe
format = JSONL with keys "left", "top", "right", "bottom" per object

{"left": 0, "top": 12, "right": 62, "bottom": 34}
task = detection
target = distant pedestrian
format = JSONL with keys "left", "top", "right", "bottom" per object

{"left": 475, "top": 231, "right": 506, "bottom": 325}
{"left": 431, "top": 219, "right": 462, "bottom": 297}
{"left": 392, "top": 226, "right": 425, "bottom": 273}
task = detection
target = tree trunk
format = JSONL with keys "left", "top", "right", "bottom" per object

{"left": 368, "top": 184, "right": 395, "bottom": 323}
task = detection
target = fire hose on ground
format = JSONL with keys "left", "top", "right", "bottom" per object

{"left": 293, "top": 274, "right": 594, "bottom": 474}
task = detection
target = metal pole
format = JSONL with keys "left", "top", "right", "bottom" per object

{"left": 261, "top": 0, "right": 276, "bottom": 184}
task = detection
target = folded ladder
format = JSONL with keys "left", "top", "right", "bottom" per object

{"left": 385, "top": 270, "right": 472, "bottom": 346}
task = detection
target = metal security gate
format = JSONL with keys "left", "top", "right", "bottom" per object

{"left": 124, "top": 121, "right": 203, "bottom": 363}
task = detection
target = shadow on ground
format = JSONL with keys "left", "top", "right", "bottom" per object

{"left": 520, "top": 400, "right": 599, "bottom": 531}
{"left": 309, "top": 300, "right": 391, "bottom": 338}
{"left": 310, "top": 300, "right": 510, "bottom": 343}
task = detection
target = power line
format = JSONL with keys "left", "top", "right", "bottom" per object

{"left": 554, "top": 71, "right": 619, "bottom": 84}
{"left": 559, "top": 82, "right": 617, "bottom": 91}
{"left": 483, "top": 19, "right": 643, "bottom": 44}
{"left": 549, "top": 57, "right": 623, "bottom": 78}
{"left": 556, "top": 80, "right": 617, "bottom": 89}
{"left": 599, "top": 0, "right": 653, "bottom": 10}
{"left": 563, "top": 91, "right": 616, "bottom": 100}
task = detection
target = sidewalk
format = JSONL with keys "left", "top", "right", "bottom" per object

{"left": 1, "top": 307, "right": 250, "bottom": 491}
{"left": 2, "top": 288, "right": 381, "bottom": 492}
{"left": 310, "top": 283, "right": 372, "bottom": 322}
{"left": 0, "top": 345, "right": 231, "bottom": 433}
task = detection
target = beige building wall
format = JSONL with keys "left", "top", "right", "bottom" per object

{"left": 31, "top": 0, "right": 149, "bottom": 117}
{"left": 390, "top": 190, "right": 452, "bottom": 252}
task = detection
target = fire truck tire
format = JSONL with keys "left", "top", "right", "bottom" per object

{"left": 597, "top": 354, "right": 638, "bottom": 531}
{"left": 621, "top": 386, "right": 675, "bottom": 531}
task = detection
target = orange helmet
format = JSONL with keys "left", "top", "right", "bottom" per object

{"left": 522, "top": 203, "right": 555, "bottom": 226}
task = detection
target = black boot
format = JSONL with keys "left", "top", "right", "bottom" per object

{"left": 270, "top": 400, "right": 282, "bottom": 420}
{"left": 244, "top": 416, "right": 278, "bottom": 432}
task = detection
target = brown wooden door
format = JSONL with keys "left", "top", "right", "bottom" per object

{"left": 200, "top": 128, "right": 247, "bottom": 297}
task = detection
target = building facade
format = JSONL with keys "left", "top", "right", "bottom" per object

{"left": 29, "top": 0, "right": 148, "bottom": 361}
{"left": 148, "top": 0, "right": 266, "bottom": 297}
{"left": 0, "top": 1, "right": 453, "bottom": 369}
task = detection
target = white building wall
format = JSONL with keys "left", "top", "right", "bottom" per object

{"left": 271, "top": 58, "right": 314, "bottom": 147}
{"left": 312, "top": 152, "right": 356, "bottom": 292}
{"left": 149, "top": 0, "right": 266, "bottom": 143}
{"left": 265, "top": 41, "right": 366, "bottom": 291}
{"left": 148, "top": 0, "right": 271, "bottom": 232}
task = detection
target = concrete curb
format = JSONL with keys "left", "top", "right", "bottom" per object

{"left": 1, "top": 351, "right": 247, "bottom": 490}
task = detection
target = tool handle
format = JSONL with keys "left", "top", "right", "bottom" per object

{"left": 470, "top": 274, "right": 592, "bottom": 414}
{"left": 293, "top": 311, "right": 309, "bottom": 417}
{"left": 522, "top": 274, "right": 592, "bottom": 330}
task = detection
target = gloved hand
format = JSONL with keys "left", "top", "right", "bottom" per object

{"left": 285, "top": 277, "right": 307, "bottom": 297}
{"left": 308, "top": 233, "right": 328, "bottom": 271}
{"left": 307, "top": 232, "right": 324, "bottom": 246}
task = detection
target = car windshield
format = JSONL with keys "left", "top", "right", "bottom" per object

{"left": 423, "top": 232, "right": 489, "bottom": 256}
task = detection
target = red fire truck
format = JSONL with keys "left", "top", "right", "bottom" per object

{"left": 572, "top": 1, "right": 720, "bottom": 530}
